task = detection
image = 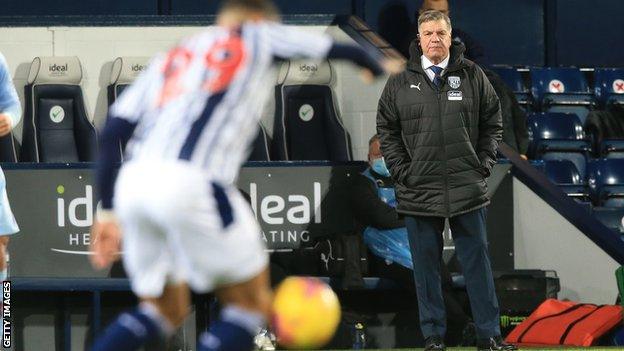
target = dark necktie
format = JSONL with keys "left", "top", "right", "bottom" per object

{"left": 430, "top": 65, "right": 443, "bottom": 87}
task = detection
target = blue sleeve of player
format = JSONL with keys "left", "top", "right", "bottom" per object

{"left": 98, "top": 56, "right": 165, "bottom": 209}
{"left": 0, "top": 54, "right": 21, "bottom": 127}
{"left": 96, "top": 117, "right": 137, "bottom": 210}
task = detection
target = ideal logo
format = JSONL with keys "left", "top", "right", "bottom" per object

{"left": 56, "top": 185, "right": 93, "bottom": 228}
{"left": 131, "top": 64, "right": 146, "bottom": 72}
{"left": 248, "top": 182, "right": 321, "bottom": 225}
{"left": 48, "top": 63, "right": 68, "bottom": 76}
{"left": 299, "top": 63, "right": 318, "bottom": 74}
{"left": 51, "top": 184, "right": 97, "bottom": 255}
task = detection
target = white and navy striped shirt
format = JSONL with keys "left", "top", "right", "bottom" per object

{"left": 98, "top": 21, "right": 384, "bottom": 209}
{"left": 111, "top": 22, "right": 331, "bottom": 182}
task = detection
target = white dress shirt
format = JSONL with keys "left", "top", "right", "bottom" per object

{"left": 421, "top": 54, "right": 449, "bottom": 82}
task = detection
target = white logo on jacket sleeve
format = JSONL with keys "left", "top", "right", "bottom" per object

{"left": 448, "top": 76, "right": 461, "bottom": 89}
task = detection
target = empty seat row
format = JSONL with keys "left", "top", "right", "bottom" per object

{"left": 527, "top": 111, "right": 624, "bottom": 176}
{"left": 539, "top": 159, "right": 624, "bottom": 240}
{"left": 527, "top": 112, "right": 591, "bottom": 178}
{"left": 592, "top": 206, "right": 624, "bottom": 235}
{"left": 491, "top": 67, "right": 624, "bottom": 124}
{"left": 6, "top": 56, "right": 354, "bottom": 163}
{"left": 541, "top": 158, "right": 624, "bottom": 207}
{"left": 542, "top": 159, "right": 587, "bottom": 202}
{"left": 587, "top": 159, "right": 624, "bottom": 207}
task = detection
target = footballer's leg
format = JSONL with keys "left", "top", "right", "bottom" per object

{"left": 197, "top": 267, "right": 272, "bottom": 351}
{"left": 142, "top": 282, "right": 191, "bottom": 330}
{"left": 169, "top": 181, "right": 270, "bottom": 351}
{"left": 92, "top": 166, "right": 186, "bottom": 351}
{"left": 91, "top": 283, "right": 189, "bottom": 351}
{"left": 215, "top": 267, "right": 272, "bottom": 319}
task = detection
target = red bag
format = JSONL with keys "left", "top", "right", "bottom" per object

{"left": 505, "top": 298, "right": 623, "bottom": 346}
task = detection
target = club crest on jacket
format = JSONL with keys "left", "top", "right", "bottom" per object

{"left": 448, "top": 76, "right": 461, "bottom": 89}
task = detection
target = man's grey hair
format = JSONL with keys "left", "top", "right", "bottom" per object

{"left": 417, "top": 10, "right": 452, "bottom": 32}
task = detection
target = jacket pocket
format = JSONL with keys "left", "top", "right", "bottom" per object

{"left": 467, "top": 145, "right": 481, "bottom": 168}
{"left": 467, "top": 148, "right": 488, "bottom": 179}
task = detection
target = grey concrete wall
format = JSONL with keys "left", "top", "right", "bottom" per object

{"left": 513, "top": 179, "right": 620, "bottom": 304}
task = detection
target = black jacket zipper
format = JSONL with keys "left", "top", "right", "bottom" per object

{"left": 437, "top": 85, "right": 450, "bottom": 216}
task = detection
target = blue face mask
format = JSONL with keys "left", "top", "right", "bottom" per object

{"left": 371, "top": 157, "right": 391, "bottom": 177}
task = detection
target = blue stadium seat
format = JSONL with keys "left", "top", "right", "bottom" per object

{"left": 592, "top": 207, "right": 624, "bottom": 236}
{"left": 600, "top": 139, "right": 624, "bottom": 159}
{"left": 587, "top": 159, "right": 624, "bottom": 207}
{"left": 527, "top": 112, "right": 591, "bottom": 179}
{"left": 490, "top": 66, "right": 532, "bottom": 111}
{"left": 20, "top": 56, "right": 96, "bottom": 163}
{"left": 594, "top": 68, "right": 624, "bottom": 107}
{"left": 530, "top": 68, "right": 596, "bottom": 124}
{"left": 542, "top": 160, "right": 589, "bottom": 202}
{"left": 272, "top": 60, "right": 352, "bottom": 161}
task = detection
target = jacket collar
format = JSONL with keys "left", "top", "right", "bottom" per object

{"left": 407, "top": 40, "right": 468, "bottom": 75}
{"left": 421, "top": 54, "right": 449, "bottom": 71}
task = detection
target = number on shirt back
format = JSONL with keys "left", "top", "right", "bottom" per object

{"left": 157, "top": 32, "right": 246, "bottom": 108}
{"left": 203, "top": 36, "right": 246, "bottom": 93}
{"left": 157, "top": 47, "right": 193, "bottom": 107}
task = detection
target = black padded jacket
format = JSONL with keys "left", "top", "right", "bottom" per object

{"left": 376, "top": 40, "right": 502, "bottom": 217}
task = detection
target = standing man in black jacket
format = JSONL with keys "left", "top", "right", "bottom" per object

{"left": 376, "top": 10, "right": 516, "bottom": 351}
{"left": 351, "top": 134, "right": 475, "bottom": 346}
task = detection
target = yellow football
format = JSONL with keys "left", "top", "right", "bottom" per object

{"left": 272, "top": 276, "right": 341, "bottom": 349}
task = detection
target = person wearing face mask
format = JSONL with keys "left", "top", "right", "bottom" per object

{"left": 351, "top": 134, "right": 409, "bottom": 267}
{"left": 350, "top": 134, "right": 475, "bottom": 347}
